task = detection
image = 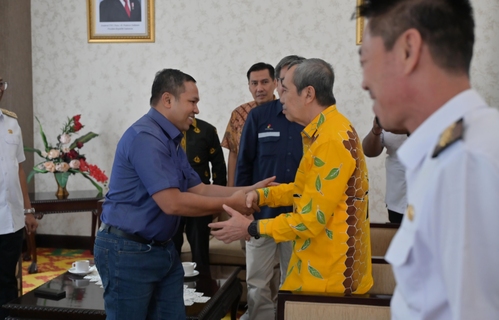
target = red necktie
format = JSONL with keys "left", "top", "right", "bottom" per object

{"left": 124, "top": 0, "right": 131, "bottom": 18}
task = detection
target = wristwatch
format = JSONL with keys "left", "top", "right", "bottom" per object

{"left": 24, "top": 208, "right": 35, "bottom": 215}
{"left": 247, "top": 221, "right": 260, "bottom": 239}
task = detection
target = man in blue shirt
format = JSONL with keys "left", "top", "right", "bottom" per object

{"left": 95, "top": 69, "right": 274, "bottom": 320}
{"left": 236, "top": 56, "right": 305, "bottom": 320}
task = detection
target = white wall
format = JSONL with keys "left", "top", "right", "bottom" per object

{"left": 30, "top": 0, "right": 499, "bottom": 235}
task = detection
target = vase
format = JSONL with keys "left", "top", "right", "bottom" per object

{"left": 54, "top": 172, "right": 70, "bottom": 199}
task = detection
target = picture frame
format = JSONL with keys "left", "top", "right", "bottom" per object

{"left": 356, "top": 0, "right": 365, "bottom": 45}
{"left": 87, "top": 0, "right": 155, "bottom": 43}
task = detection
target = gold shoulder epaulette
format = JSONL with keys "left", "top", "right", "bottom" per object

{"left": 432, "top": 118, "right": 464, "bottom": 158}
{"left": 0, "top": 108, "right": 17, "bottom": 119}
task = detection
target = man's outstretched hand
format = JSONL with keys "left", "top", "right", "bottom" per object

{"left": 209, "top": 204, "right": 253, "bottom": 243}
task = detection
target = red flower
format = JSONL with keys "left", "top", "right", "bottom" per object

{"left": 68, "top": 149, "right": 79, "bottom": 159}
{"left": 88, "top": 164, "right": 108, "bottom": 183}
{"left": 79, "top": 158, "right": 89, "bottom": 172}
{"left": 76, "top": 142, "right": 84, "bottom": 149}
{"left": 73, "top": 122, "right": 83, "bottom": 132}
{"left": 72, "top": 115, "right": 83, "bottom": 132}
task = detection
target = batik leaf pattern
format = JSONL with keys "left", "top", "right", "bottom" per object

{"left": 317, "top": 206, "right": 326, "bottom": 225}
{"left": 301, "top": 199, "right": 312, "bottom": 214}
{"left": 298, "top": 238, "right": 311, "bottom": 252}
{"left": 308, "top": 261, "right": 323, "bottom": 279}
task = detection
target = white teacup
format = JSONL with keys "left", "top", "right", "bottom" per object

{"left": 182, "top": 262, "right": 196, "bottom": 275}
{"left": 72, "top": 260, "right": 90, "bottom": 273}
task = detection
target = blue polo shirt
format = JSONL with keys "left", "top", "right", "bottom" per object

{"left": 102, "top": 108, "right": 202, "bottom": 242}
{"left": 235, "top": 100, "right": 303, "bottom": 219}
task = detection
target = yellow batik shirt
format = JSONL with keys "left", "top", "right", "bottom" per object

{"left": 257, "top": 105, "right": 373, "bottom": 294}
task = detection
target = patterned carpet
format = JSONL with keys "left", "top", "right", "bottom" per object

{"left": 21, "top": 248, "right": 93, "bottom": 295}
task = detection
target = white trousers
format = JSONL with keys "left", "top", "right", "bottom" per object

{"left": 240, "top": 237, "right": 292, "bottom": 320}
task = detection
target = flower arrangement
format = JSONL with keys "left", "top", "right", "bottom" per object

{"left": 25, "top": 115, "right": 108, "bottom": 196}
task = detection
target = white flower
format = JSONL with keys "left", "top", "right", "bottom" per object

{"left": 43, "top": 161, "right": 56, "bottom": 173}
{"left": 47, "top": 149, "right": 60, "bottom": 159}
{"left": 59, "top": 133, "right": 71, "bottom": 144}
{"left": 62, "top": 147, "right": 70, "bottom": 153}
{"left": 69, "top": 159, "right": 80, "bottom": 169}
{"left": 55, "top": 162, "right": 70, "bottom": 172}
{"left": 41, "top": 151, "right": 48, "bottom": 157}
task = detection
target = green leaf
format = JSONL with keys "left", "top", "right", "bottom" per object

{"left": 325, "top": 167, "right": 341, "bottom": 180}
{"left": 26, "top": 170, "right": 38, "bottom": 183}
{"left": 315, "top": 176, "right": 322, "bottom": 193}
{"left": 326, "top": 229, "right": 333, "bottom": 240}
{"left": 287, "top": 265, "right": 294, "bottom": 277}
{"left": 317, "top": 208, "right": 326, "bottom": 224}
{"left": 317, "top": 113, "right": 325, "bottom": 128}
{"left": 292, "top": 223, "right": 308, "bottom": 232}
{"left": 313, "top": 156, "right": 325, "bottom": 167}
{"left": 23, "top": 147, "right": 44, "bottom": 158}
{"left": 298, "top": 238, "right": 311, "bottom": 252}
{"left": 69, "top": 132, "right": 99, "bottom": 150}
{"left": 263, "top": 187, "right": 269, "bottom": 198}
{"left": 35, "top": 117, "right": 49, "bottom": 152}
{"left": 292, "top": 240, "right": 296, "bottom": 250}
{"left": 308, "top": 261, "right": 323, "bottom": 279}
{"left": 301, "top": 199, "right": 312, "bottom": 214}
{"left": 297, "top": 260, "right": 302, "bottom": 274}
{"left": 294, "top": 286, "right": 302, "bottom": 292}
{"left": 80, "top": 171, "right": 103, "bottom": 195}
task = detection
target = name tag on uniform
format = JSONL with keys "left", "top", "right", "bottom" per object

{"left": 258, "top": 132, "right": 280, "bottom": 138}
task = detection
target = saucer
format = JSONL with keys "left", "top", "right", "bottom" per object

{"left": 68, "top": 267, "right": 91, "bottom": 276}
{"left": 184, "top": 270, "right": 199, "bottom": 278}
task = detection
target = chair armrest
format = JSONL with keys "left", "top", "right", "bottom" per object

{"left": 277, "top": 291, "right": 391, "bottom": 320}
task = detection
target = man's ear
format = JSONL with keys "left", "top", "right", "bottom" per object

{"left": 398, "top": 28, "right": 423, "bottom": 75}
{"left": 161, "top": 92, "right": 173, "bottom": 109}
{"left": 304, "top": 86, "right": 315, "bottom": 104}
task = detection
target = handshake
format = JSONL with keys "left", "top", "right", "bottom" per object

{"left": 225, "top": 175, "right": 276, "bottom": 216}
{"left": 209, "top": 176, "right": 277, "bottom": 243}
{"left": 225, "top": 189, "right": 260, "bottom": 217}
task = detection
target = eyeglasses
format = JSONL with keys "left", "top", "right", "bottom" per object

{"left": 0, "top": 81, "right": 7, "bottom": 91}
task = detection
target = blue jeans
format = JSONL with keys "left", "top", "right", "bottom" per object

{"left": 94, "top": 229, "right": 185, "bottom": 320}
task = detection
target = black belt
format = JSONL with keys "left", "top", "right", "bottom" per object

{"left": 99, "top": 223, "right": 170, "bottom": 247}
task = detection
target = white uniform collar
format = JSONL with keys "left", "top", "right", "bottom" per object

{"left": 398, "top": 89, "right": 487, "bottom": 171}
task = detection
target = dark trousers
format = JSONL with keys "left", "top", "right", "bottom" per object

{"left": 388, "top": 209, "right": 404, "bottom": 224}
{"left": 172, "top": 215, "right": 213, "bottom": 267}
{"left": 0, "top": 228, "right": 24, "bottom": 319}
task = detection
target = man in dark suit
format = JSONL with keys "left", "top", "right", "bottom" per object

{"left": 100, "top": 0, "right": 141, "bottom": 22}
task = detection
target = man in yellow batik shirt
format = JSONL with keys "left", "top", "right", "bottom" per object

{"left": 210, "top": 58, "right": 373, "bottom": 295}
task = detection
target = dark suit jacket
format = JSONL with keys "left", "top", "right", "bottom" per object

{"left": 99, "top": 0, "right": 141, "bottom": 22}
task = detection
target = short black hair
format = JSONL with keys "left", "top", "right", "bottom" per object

{"left": 150, "top": 69, "right": 196, "bottom": 106}
{"left": 358, "top": 0, "right": 474, "bottom": 75}
{"left": 289, "top": 58, "right": 336, "bottom": 107}
{"left": 246, "top": 62, "right": 275, "bottom": 81}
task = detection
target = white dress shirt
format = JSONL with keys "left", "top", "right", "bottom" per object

{"left": 0, "top": 111, "right": 25, "bottom": 235}
{"left": 381, "top": 131, "right": 407, "bottom": 214}
{"left": 386, "top": 89, "right": 499, "bottom": 319}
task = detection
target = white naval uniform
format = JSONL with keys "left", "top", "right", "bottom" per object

{"left": 381, "top": 131, "right": 407, "bottom": 214}
{"left": 386, "top": 89, "right": 499, "bottom": 319}
{"left": 0, "top": 109, "right": 26, "bottom": 235}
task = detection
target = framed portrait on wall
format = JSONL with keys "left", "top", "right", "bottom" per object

{"left": 356, "top": 0, "right": 364, "bottom": 45}
{"left": 87, "top": 0, "right": 155, "bottom": 43}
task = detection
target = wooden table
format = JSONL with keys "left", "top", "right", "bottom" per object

{"left": 25, "top": 191, "right": 104, "bottom": 274}
{"left": 3, "top": 265, "right": 242, "bottom": 320}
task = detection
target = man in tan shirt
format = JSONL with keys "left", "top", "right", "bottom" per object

{"left": 221, "top": 62, "right": 277, "bottom": 187}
